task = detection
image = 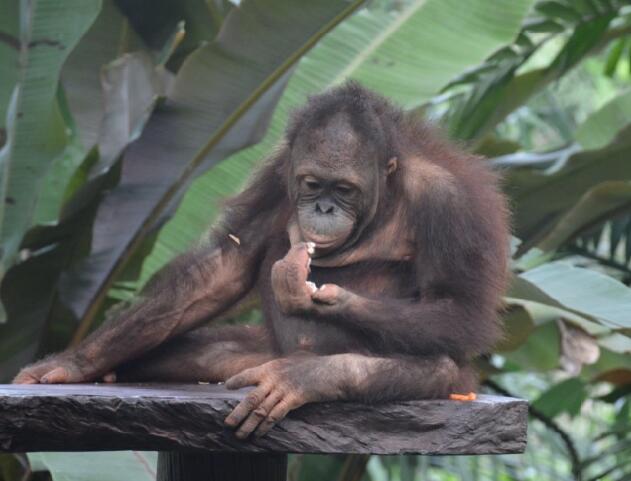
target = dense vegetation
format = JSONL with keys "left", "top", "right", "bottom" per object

{"left": 1, "top": 0, "right": 631, "bottom": 480}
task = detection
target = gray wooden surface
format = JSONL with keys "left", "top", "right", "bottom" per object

{"left": 0, "top": 383, "right": 528, "bottom": 455}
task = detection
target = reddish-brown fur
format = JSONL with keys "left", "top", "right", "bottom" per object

{"left": 14, "top": 83, "right": 510, "bottom": 439}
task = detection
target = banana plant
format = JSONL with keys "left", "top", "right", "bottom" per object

{"left": 0, "top": 0, "right": 366, "bottom": 380}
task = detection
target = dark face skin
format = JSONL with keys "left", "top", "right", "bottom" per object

{"left": 290, "top": 114, "right": 380, "bottom": 255}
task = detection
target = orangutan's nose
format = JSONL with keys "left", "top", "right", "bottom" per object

{"left": 315, "top": 200, "right": 335, "bottom": 215}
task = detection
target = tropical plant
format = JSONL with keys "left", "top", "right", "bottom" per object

{"left": 0, "top": 0, "right": 367, "bottom": 377}
{"left": 1, "top": 0, "right": 631, "bottom": 480}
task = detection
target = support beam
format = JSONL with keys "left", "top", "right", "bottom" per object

{"left": 0, "top": 383, "right": 528, "bottom": 455}
{"left": 156, "top": 452, "right": 288, "bottom": 481}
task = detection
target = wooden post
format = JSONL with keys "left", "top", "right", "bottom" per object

{"left": 157, "top": 452, "right": 287, "bottom": 481}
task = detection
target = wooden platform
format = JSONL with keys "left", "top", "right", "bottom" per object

{"left": 0, "top": 383, "right": 527, "bottom": 455}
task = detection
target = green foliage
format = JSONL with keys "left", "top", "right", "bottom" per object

{"left": 28, "top": 452, "right": 157, "bottom": 481}
{"left": 532, "top": 378, "right": 587, "bottom": 418}
{"left": 0, "top": 0, "right": 101, "bottom": 321}
{"left": 519, "top": 262, "right": 631, "bottom": 329}
{"left": 0, "top": 0, "right": 366, "bottom": 376}
{"left": 1, "top": 0, "right": 631, "bottom": 480}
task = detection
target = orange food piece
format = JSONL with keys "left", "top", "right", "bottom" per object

{"left": 449, "top": 392, "right": 477, "bottom": 401}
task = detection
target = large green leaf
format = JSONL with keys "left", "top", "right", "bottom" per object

{"left": 503, "top": 321, "right": 561, "bottom": 371}
{"left": 520, "top": 262, "right": 631, "bottom": 329}
{"left": 0, "top": 153, "right": 118, "bottom": 381}
{"left": 114, "top": 0, "right": 223, "bottom": 70}
{"left": 0, "top": 1, "right": 173, "bottom": 376}
{"left": 0, "top": 245, "right": 66, "bottom": 379}
{"left": 343, "top": 0, "right": 536, "bottom": 107}
{"left": 0, "top": 0, "right": 101, "bottom": 296}
{"left": 43, "top": 3, "right": 183, "bottom": 220}
{"left": 93, "top": 51, "right": 172, "bottom": 171}
{"left": 59, "top": 0, "right": 366, "bottom": 341}
{"left": 507, "top": 125, "right": 631, "bottom": 245}
{"left": 139, "top": 0, "right": 536, "bottom": 283}
{"left": 536, "top": 181, "right": 631, "bottom": 252}
{"left": 504, "top": 264, "right": 631, "bottom": 378}
{"left": 532, "top": 378, "right": 587, "bottom": 418}
{"left": 31, "top": 106, "right": 88, "bottom": 225}
{"left": 60, "top": 0, "right": 209, "bottom": 153}
{"left": 576, "top": 89, "right": 631, "bottom": 150}
{"left": 445, "top": 3, "right": 624, "bottom": 142}
{"left": 59, "top": 0, "right": 143, "bottom": 151}
{"left": 30, "top": 2, "right": 153, "bottom": 224}
{"left": 598, "top": 333, "right": 631, "bottom": 355}
{"left": 0, "top": 1, "right": 18, "bottom": 122}
{"left": 504, "top": 296, "right": 609, "bottom": 336}
{"left": 1, "top": 30, "right": 181, "bottom": 380}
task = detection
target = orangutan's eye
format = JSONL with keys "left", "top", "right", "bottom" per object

{"left": 335, "top": 184, "right": 354, "bottom": 195}
{"left": 303, "top": 177, "right": 321, "bottom": 191}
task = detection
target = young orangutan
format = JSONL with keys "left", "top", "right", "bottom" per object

{"left": 14, "top": 82, "right": 510, "bottom": 439}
